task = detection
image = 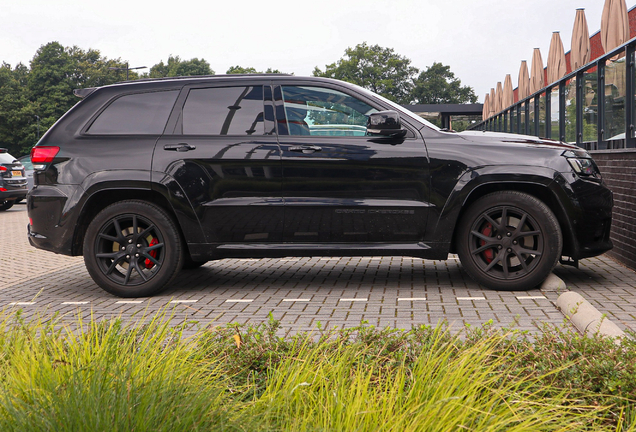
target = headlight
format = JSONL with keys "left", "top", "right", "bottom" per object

{"left": 562, "top": 150, "right": 599, "bottom": 177}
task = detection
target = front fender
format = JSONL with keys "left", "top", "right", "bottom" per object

{"left": 427, "top": 165, "right": 563, "bottom": 249}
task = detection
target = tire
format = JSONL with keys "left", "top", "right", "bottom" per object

{"left": 0, "top": 200, "right": 14, "bottom": 211}
{"left": 83, "top": 200, "right": 183, "bottom": 297}
{"left": 456, "top": 191, "right": 562, "bottom": 291}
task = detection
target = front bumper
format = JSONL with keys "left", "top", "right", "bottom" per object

{"left": 558, "top": 173, "right": 613, "bottom": 259}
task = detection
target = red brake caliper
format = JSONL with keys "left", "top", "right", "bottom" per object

{"left": 144, "top": 238, "right": 158, "bottom": 269}
{"left": 480, "top": 222, "right": 494, "bottom": 263}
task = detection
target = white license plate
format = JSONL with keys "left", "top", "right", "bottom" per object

{"left": 11, "top": 170, "right": 22, "bottom": 177}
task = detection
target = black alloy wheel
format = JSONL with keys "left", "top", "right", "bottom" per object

{"left": 83, "top": 201, "right": 183, "bottom": 297}
{"left": 457, "top": 191, "right": 562, "bottom": 290}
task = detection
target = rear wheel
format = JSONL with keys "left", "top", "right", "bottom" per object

{"left": 0, "top": 200, "right": 14, "bottom": 211}
{"left": 83, "top": 200, "right": 183, "bottom": 297}
{"left": 456, "top": 191, "right": 562, "bottom": 290}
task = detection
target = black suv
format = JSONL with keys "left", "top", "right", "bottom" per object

{"left": 27, "top": 75, "right": 613, "bottom": 297}
{"left": 0, "top": 148, "right": 27, "bottom": 211}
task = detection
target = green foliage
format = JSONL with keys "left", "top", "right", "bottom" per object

{"left": 412, "top": 62, "right": 478, "bottom": 104}
{"left": 226, "top": 66, "right": 285, "bottom": 74}
{"left": 0, "top": 310, "right": 633, "bottom": 431}
{"left": 148, "top": 55, "right": 213, "bottom": 78}
{"left": 313, "top": 42, "right": 419, "bottom": 104}
{"left": 226, "top": 65, "right": 259, "bottom": 74}
{"left": 0, "top": 42, "right": 127, "bottom": 156}
{"left": 0, "top": 63, "right": 37, "bottom": 157}
{"left": 0, "top": 310, "right": 636, "bottom": 432}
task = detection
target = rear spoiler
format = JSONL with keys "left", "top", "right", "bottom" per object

{"left": 73, "top": 87, "right": 97, "bottom": 98}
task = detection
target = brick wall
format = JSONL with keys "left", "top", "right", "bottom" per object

{"left": 590, "top": 150, "right": 636, "bottom": 270}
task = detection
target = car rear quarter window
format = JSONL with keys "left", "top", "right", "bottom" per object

{"left": 182, "top": 86, "right": 264, "bottom": 135}
{"left": 87, "top": 90, "right": 179, "bottom": 135}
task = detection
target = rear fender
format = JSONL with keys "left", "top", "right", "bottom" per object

{"left": 70, "top": 170, "right": 204, "bottom": 255}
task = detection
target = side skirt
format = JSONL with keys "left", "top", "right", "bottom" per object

{"left": 187, "top": 242, "right": 450, "bottom": 261}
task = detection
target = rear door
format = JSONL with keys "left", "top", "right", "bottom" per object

{"left": 154, "top": 82, "right": 283, "bottom": 244}
{"left": 274, "top": 83, "right": 431, "bottom": 244}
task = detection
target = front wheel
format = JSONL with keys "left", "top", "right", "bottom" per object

{"left": 456, "top": 191, "right": 562, "bottom": 291}
{"left": 83, "top": 200, "right": 183, "bottom": 297}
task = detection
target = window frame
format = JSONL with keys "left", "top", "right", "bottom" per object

{"left": 83, "top": 89, "right": 181, "bottom": 136}
{"left": 272, "top": 82, "right": 418, "bottom": 139}
{"left": 178, "top": 85, "right": 267, "bottom": 136}
{"left": 165, "top": 81, "right": 274, "bottom": 136}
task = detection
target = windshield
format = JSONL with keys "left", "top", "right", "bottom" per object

{"left": 349, "top": 83, "right": 441, "bottom": 131}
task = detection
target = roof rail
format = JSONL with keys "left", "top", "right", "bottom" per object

{"left": 119, "top": 73, "right": 293, "bottom": 84}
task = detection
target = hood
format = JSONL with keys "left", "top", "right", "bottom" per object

{"left": 457, "top": 130, "right": 579, "bottom": 151}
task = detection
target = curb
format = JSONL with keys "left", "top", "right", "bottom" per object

{"left": 540, "top": 273, "right": 567, "bottom": 291}
{"left": 556, "top": 291, "right": 625, "bottom": 340}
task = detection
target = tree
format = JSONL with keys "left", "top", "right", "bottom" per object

{"left": 226, "top": 66, "right": 285, "bottom": 74}
{"left": 0, "top": 63, "right": 37, "bottom": 156}
{"left": 148, "top": 56, "right": 213, "bottom": 78}
{"left": 226, "top": 65, "right": 258, "bottom": 74}
{"left": 25, "top": 42, "right": 128, "bottom": 154}
{"left": 411, "top": 62, "right": 477, "bottom": 105}
{"left": 313, "top": 42, "right": 418, "bottom": 104}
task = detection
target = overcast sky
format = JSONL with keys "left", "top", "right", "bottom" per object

{"left": 2, "top": 0, "right": 615, "bottom": 100}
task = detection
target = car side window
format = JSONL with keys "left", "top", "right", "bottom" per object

{"left": 279, "top": 86, "right": 378, "bottom": 136}
{"left": 87, "top": 90, "right": 179, "bottom": 135}
{"left": 182, "top": 86, "right": 264, "bottom": 135}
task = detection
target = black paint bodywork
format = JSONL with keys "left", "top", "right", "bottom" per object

{"left": 27, "top": 75, "right": 612, "bottom": 264}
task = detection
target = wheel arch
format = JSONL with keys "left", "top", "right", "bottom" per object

{"left": 448, "top": 181, "right": 576, "bottom": 257}
{"left": 71, "top": 183, "right": 204, "bottom": 257}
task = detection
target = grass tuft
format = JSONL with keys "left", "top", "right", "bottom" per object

{"left": 0, "top": 309, "right": 632, "bottom": 431}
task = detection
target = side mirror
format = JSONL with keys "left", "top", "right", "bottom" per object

{"left": 367, "top": 110, "right": 407, "bottom": 139}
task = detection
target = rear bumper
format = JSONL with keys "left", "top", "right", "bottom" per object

{"left": 0, "top": 187, "right": 27, "bottom": 201}
{"left": 26, "top": 185, "right": 78, "bottom": 256}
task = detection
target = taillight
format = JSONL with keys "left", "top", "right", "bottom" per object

{"left": 0, "top": 166, "right": 6, "bottom": 172}
{"left": 31, "top": 146, "right": 60, "bottom": 169}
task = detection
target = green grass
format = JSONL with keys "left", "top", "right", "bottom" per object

{"left": 0, "top": 308, "right": 632, "bottom": 431}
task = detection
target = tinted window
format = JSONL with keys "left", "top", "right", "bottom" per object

{"left": 183, "top": 86, "right": 264, "bottom": 135}
{"left": 18, "top": 156, "right": 32, "bottom": 169}
{"left": 280, "top": 86, "right": 377, "bottom": 136}
{"left": 88, "top": 90, "right": 179, "bottom": 134}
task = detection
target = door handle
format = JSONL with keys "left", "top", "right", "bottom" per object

{"left": 289, "top": 145, "right": 322, "bottom": 153}
{"left": 164, "top": 143, "right": 196, "bottom": 152}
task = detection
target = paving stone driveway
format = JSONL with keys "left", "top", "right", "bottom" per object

{"left": 2, "top": 204, "right": 635, "bottom": 335}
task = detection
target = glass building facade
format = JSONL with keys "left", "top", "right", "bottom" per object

{"left": 472, "top": 39, "right": 636, "bottom": 151}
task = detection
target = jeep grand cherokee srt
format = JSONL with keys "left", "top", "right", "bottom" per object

{"left": 27, "top": 75, "right": 612, "bottom": 297}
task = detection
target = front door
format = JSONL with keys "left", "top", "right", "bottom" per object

{"left": 275, "top": 84, "right": 430, "bottom": 244}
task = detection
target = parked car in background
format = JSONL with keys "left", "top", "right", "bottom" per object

{"left": 26, "top": 75, "right": 613, "bottom": 297}
{"left": 15, "top": 155, "right": 34, "bottom": 203}
{"left": 0, "top": 148, "right": 27, "bottom": 211}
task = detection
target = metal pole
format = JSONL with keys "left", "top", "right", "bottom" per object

{"left": 35, "top": 115, "right": 40, "bottom": 142}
